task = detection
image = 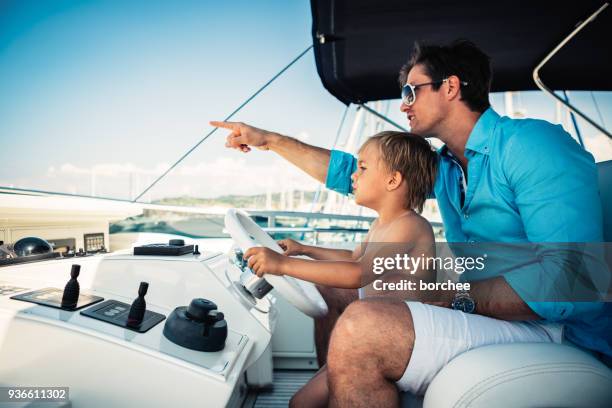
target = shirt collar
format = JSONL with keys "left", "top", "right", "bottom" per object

{"left": 464, "top": 107, "right": 500, "bottom": 156}
{"left": 438, "top": 145, "right": 454, "bottom": 159}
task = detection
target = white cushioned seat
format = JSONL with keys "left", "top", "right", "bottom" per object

{"left": 422, "top": 343, "right": 612, "bottom": 408}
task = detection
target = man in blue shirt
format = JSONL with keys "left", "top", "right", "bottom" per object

{"left": 213, "top": 40, "right": 609, "bottom": 406}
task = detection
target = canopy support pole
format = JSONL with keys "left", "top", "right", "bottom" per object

{"left": 532, "top": 3, "right": 611, "bottom": 140}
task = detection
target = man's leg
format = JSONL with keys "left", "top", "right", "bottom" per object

{"left": 315, "top": 285, "right": 358, "bottom": 367}
{"left": 326, "top": 298, "right": 414, "bottom": 408}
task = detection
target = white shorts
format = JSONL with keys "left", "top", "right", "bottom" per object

{"left": 396, "top": 301, "right": 564, "bottom": 395}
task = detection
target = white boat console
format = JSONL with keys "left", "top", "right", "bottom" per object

{"left": 0, "top": 242, "right": 278, "bottom": 407}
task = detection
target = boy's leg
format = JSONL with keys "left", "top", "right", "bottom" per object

{"left": 289, "top": 366, "right": 329, "bottom": 408}
{"left": 315, "top": 286, "right": 359, "bottom": 367}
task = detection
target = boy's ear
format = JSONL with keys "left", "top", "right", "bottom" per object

{"left": 387, "top": 171, "right": 403, "bottom": 191}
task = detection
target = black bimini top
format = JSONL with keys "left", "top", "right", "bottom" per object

{"left": 310, "top": 0, "right": 612, "bottom": 104}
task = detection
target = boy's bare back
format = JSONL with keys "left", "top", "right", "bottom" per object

{"left": 359, "top": 211, "right": 436, "bottom": 300}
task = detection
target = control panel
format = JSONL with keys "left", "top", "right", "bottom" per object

{"left": 12, "top": 288, "right": 103, "bottom": 310}
{"left": 82, "top": 281, "right": 166, "bottom": 334}
{"left": 84, "top": 233, "right": 105, "bottom": 253}
{"left": 0, "top": 241, "right": 276, "bottom": 401}
{"left": 133, "top": 239, "right": 196, "bottom": 256}
{"left": 9, "top": 263, "right": 229, "bottom": 348}
{"left": 12, "top": 265, "right": 103, "bottom": 310}
{"left": 0, "top": 283, "right": 28, "bottom": 296}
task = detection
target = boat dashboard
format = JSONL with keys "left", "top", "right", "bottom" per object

{"left": 0, "top": 242, "right": 277, "bottom": 407}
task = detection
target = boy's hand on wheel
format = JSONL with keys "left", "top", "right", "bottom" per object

{"left": 244, "top": 247, "right": 286, "bottom": 277}
{"left": 278, "top": 238, "right": 305, "bottom": 256}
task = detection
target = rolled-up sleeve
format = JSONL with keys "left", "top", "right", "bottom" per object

{"left": 325, "top": 150, "right": 357, "bottom": 195}
{"left": 500, "top": 121, "right": 605, "bottom": 321}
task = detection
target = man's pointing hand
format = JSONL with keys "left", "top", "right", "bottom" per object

{"left": 210, "top": 121, "right": 277, "bottom": 153}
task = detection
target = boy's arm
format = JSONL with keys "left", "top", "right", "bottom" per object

{"left": 301, "top": 223, "right": 374, "bottom": 261}
{"left": 305, "top": 217, "right": 435, "bottom": 291}
{"left": 245, "top": 247, "right": 362, "bottom": 288}
{"left": 350, "top": 219, "right": 377, "bottom": 261}
{"left": 301, "top": 245, "right": 354, "bottom": 261}
{"left": 283, "top": 219, "right": 376, "bottom": 261}
{"left": 282, "top": 258, "right": 362, "bottom": 288}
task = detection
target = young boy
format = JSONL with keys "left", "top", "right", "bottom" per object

{"left": 244, "top": 131, "right": 438, "bottom": 408}
{"left": 244, "top": 131, "right": 438, "bottom": 297}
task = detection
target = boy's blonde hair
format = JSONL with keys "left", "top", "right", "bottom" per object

{"left": 359, "top": 131, "right": 437, "bottom": 213}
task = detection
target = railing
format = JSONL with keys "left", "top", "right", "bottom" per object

{"left": 262, "top": 226, "right": 370, "bottom": 245}
{"left": 261, "top": 220, "right": 445, "bottom": 245}
{"left": 0, "top": 187, "right": 446, "bottom": 243}
{"left": 249, "top": 211, "right": 373, "bottom": 244}
{"left": 247, "top": 210, "right": 376, "bottom": 228}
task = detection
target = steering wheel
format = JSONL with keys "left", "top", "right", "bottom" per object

{"left": 224, "top": 209, "right": 328, "bottom": 318}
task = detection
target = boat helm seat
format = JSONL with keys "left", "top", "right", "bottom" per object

{"left": 414, "top": 343, "right": 612, "bottom": 408}
{"left": 401, "top": 160, "right": 612, "bottom": 408}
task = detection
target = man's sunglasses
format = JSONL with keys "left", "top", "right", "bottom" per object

{"left": 401, "top": 78, "right": 468, "bottom": 106}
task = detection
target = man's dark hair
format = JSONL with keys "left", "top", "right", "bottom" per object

{"left": 398, "top": 40, "right": 492, "bottom": 113}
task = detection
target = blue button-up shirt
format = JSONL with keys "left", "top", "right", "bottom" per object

{"left": 325, "top": 107, "right": 610, "bottom": 357}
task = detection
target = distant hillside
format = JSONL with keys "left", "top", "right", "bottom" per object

{"left": 153, "top": 190, "right": 330, "bottom": 210}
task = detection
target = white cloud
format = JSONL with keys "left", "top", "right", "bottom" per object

{"left": 43, "top": 156, "right": 320, "bottom": 199}
{"left": 48, "top": 162, "right": 171, "bottom": 177}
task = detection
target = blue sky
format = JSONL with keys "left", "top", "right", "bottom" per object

{"left": 1, "top": 0, "right": 611, "bottom": 202}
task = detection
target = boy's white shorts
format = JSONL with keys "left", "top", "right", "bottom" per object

{"left": 396, "top": 301, "right": 563, "bottom": 395}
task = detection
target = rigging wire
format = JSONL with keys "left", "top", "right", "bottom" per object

{"left": 133, "top": 45, "right": 314, "bottom": 202}
{"left": 563, "top": 91, "right": 585, "bottom": 148}
{"left": 300, "top": 103, "right": 351, "bottom": 239}
{"left": 590, "top": 91, "right": 607, "bottom": 130}
{"left": 312, "top": 103, "right": 350, "bottom": 208}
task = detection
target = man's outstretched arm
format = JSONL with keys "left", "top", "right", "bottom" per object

{"left": 210, "top": 121, "right": 331, "bottom": 184}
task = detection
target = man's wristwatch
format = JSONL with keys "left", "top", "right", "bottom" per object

{"left": 451, "top": 289, "right": 476, "bottom": 313}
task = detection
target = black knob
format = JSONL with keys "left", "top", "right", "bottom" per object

{"left": 186, "top": 298, "right": 217, "bottom": 321}
{"left": 169, "top": 239, "right": 185, "bottom": 246}
{"left": 162, "top": 298, "right": 228, "bottom": 352}
{"left": 193, "top": 245, "right": 201, "bottom": 255}
{"left": 208, "top": 310, "right": 224, "bottom": 322}
{"left": 70, "top": 264, "right": 80, "bottom": 279}
{"left": 137, "top": 282, "right": 149, "bottom": 297}
{"left": 61, "top": 264, "right": 81, "bottom": 309}
{"left": 127, "top": 281, "right": 149, "bottom": 327}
